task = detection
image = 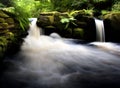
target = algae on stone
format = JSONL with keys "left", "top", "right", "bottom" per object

{"left": 0, "top": 18, "right": 5, "bottom": 23}
{"left": 0, "top": 10, "right": 9, "bottom": 18}
{"left": 5, "top": 18, "right": 14, "bottom": 24}
{"left": 0, "top": 23, "right": 8, "bottom": 29}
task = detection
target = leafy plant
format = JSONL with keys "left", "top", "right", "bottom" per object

{"left": 10, "top": 0, "right": 40, "bottom": 30}
{"left": 60, "top": 12, "right": 76, "bottom": 29}
{"left": 0, "top": 3, "right": 5, "bottom": 8}
{"left": 10, "top": 1, "right": 29, "bottom": 30}
{"left": 112, "top": 1, "right": 120, "bottom": 11}
{"left": 37, "top": 0, "right": 53, "bottom": 12}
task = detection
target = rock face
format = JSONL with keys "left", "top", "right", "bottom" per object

{"left": 37, "top": 10, "right": 96, "bottom": 42}
{"left": 0, "top": 10, "right": 28, "bottom": 59}
{"left": 37, "top": 11, "right": 120, "bottom": 43}
{"left": 103, "top": 12, "right": 120, "bottom": 42}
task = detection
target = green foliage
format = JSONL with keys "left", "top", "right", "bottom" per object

{"left": 11, "top": 0, "right": 37, "bottom": 17}
{"left": 60, "top": 17, "right": 76, "bottom": 23}
{"left": 10, "top": 0, "right": 30, "bottom": 31}
{"left": 36, "top": 0, "right": 53, "bottom": 12}
{"left": 50, "top": 0, "right": 118, "bottom": 12}
{"left": 50, "top": 0, "right": 108, "bottom": 11}
{"left": 112, "top": 1, "right": 120, "bottom": 11}
{"left": 51, "top": 0, "right": 73, "bottom": 11}
{"left": 60, "top": 12, "right": 76, "bottom": 29}
{"left": 9, "top": 0, "right": 54, "bottom": 30}
{"left": 0, "top": 3, "right": 5, "bottom": 8}
{"left": 2, "top": 0, "right": 119, "bottom": 31}
{"left": 4, "top": 0, "right": 53, "bottom": 30}
{"left": 10, "top": 0, "right": 41, "bottom": 30}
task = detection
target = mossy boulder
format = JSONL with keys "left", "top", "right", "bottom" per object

{"left": 103, "top": 12, "right": 120, "bottom": 42}
{"left": 0, "top": 23, "right": 9, "bottom": 29}
{"left": 104, "top": 12, "right": 120, "bottom": 30}
{"left": 37, "top": 10, "right": 96, "bottom": 41}
{"left": 0, "top": 10, "right": 15, "bottom": 30}
{"left": 37, "top": 11, "right": 71, "bottom": 37}
{"left": 5, "top": 18, "right": 14, "bottom": 24}
{"left": 0, "top": 9, "right": 27, "bottom": 59}
{"left": 0, "top": 10, "right": 9, "bottom": 18}
{"left": 0, "top": 18, "right": 5, "bottom": 23}
{"left": 37, "top": 11, "right": 68, "bottom": 28}
{"left": 73, "top": 28, "right": 84, "bottom": 39}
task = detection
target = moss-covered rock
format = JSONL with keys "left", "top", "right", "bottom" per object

{"left": 5, "top": 18, "right": 14, "bottom": 24}
{"left": 37, "top": 10, "right": 96, "bottom": 41}
{"left": 104, "top": 12, "right": 120, "bottom": 30}
{"left": 0, "top": 23, "right": 8, "bottom": 29}
{"left": 103, "top": 12, "right": 120, "bottom": 42}
{"left": 0, "top": 9, "right": 28, "bottom": 60}
{"left": 0, "top": 36, "right": 8, "bottom": 58}
{"left": 37, "top": 11, "right": 69, "bottom": 37}
{"left": 0, "top": 10, "right": 15, "bottom": 30}
{"left": 0, "top": 18, "right": 5, "bottom": 23}
{"left": 0, "top": 10, "right": 9, "bottom": 18}
{"left": 73, "top": 28, "right": 84, "bottom": 39}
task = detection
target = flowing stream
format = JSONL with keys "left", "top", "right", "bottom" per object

{"left": 94, "top": 18, "right": 105, "bottom": 42}
{"left": 0, "top": 18, "right": 120, "bottom": 88}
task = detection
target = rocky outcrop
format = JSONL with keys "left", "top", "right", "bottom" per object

{"left": 37, "top": 11, "right": 120, "bottom": 43}
{"left": 0, "top": 10, "right": 28, "bottom": 59}
{"left": 103, "top": 12, "right": 120, "bottom": 42}
{"left": 37, "top": 10, "right": 96, "bottom": 42}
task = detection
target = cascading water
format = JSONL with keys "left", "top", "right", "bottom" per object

{"left": 1, "top": 18, "right": 120, "bottom": 88}
{"left": 94, "top": 18, "right": 105, "bottom": 42}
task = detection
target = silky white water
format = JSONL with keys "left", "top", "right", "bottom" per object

{"left": 1, "top": 18, "right": 120, "bottom": 88}
{"left": 94, "top": 18, "right": 105, "bottom": 42}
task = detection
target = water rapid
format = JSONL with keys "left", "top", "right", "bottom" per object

{"left": 94, "top": 18, "right": 105, "bottom": 42}
{"left": 0, "top": 18, "right": 120, "bottom": 88}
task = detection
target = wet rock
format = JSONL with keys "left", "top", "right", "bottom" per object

{"left": 0, "top": 18, "right": 5, "bottom": 23}
{"left": 5, "top": 18, "right": 14, "bottom": 24}
{"left": 103, "top": 12, "right": 120, "bottom": 42}
{"left": 0, "top": 10, "right": 9, "bottom": 18}
{"left": 0, "top": 23, "right": 8, "bottom": 29}
{"left": 37, "top": 10, "right": 95, "bottom": 41}
{"left": 0, "top": 9, "right": 27, "bottom": 59}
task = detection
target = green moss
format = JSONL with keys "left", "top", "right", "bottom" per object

{"left": 0, "top": 37, "right": 8, "bottom": 52}
{"left": 103, "top": 12, "right": 120, "bottom": 19}
{"left": 73, "top": 28, "right": 84, "bottom": 38}
{"left": 48, "top": 16, "right": 54, "bottom": 24}
{"left": 0, "top": 29, "right": 9, "bottom": 35}
{"left": 0, "top": 23, "right": 8, "bottom": 28}
{"left": 0, "top": 47, "right": 4, "bottom": 58}
{"left": 5, "top": 18, "right": 14, "bottom": 24}
{"left": 6, "top": 32, "right": 15, "bottom": 41}
{"left": 0, "top": 10, "right": 9, "bottom": 18}
{"left": 0, "top": 18, "right": 5, "bottom": 23}
{"left": 0, "top": 26, "right": 2, "bottom": 29}
{"left": 70, "top": 10, "right": 93, "bottom": 17}
{"left": 0, "top": 37, "right": 8, "bottom": 45}
{"left": 0, "top": 32, "right": 15, "bottom": 51}
{"left": 0, "top": 47, "right": 2, "bottom": 52}
{"left": 103, "top": 12, "right": 120, "bottom": 31}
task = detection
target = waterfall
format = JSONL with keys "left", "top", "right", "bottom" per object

{"left": 94, "top": 18, "right": 105, "bottom": 42}
{"left": 1, "top": 18, "right": 120, "bottom": 88}
{"left": 28, "top": 18, "right": 41, "bottom": 38}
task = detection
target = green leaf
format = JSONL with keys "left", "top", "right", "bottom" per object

{"left": 60, "top": 18, "right": 70, "bottom": 23}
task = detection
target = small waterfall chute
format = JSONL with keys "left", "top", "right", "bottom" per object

{"left": 94, "top": 18, "right": 105, "bottom": 42}
{"left": 28, "top": 18, "right": 41, "bottom": 39}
